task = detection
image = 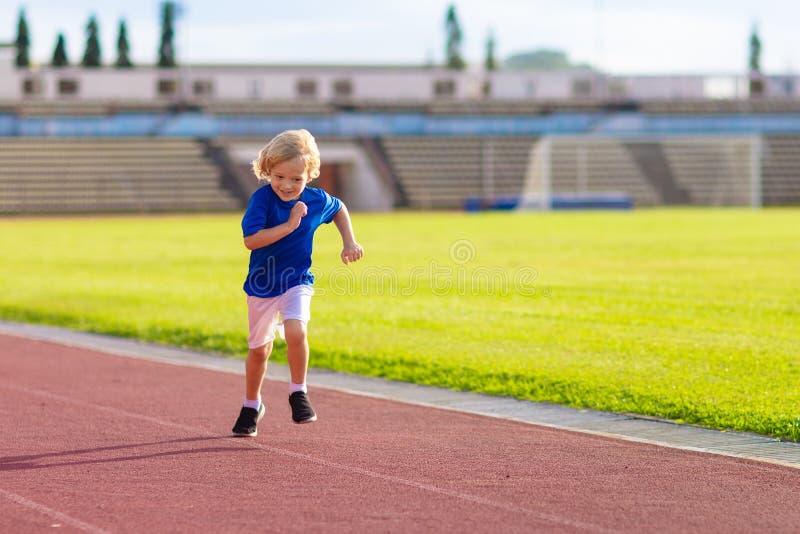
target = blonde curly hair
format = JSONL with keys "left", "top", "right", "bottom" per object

{"left": 251, "top": 129, "right": 321, "bottom": 182}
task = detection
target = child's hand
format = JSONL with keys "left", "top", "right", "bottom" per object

{"left": 287, "top": 201, "right": 307, "bottom": 230}
{"left": 341, "top": 242, "right": 364, "bottom": 265}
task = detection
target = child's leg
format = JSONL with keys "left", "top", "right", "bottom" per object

{"left": 244, "top": 294, "right": 281, "bottom": 405}
{"left": 283, "top": 318, "right": 316, "bottom": 423}
{"left": 282, "top": 320, "right": 308, "bottom": 385}
{"left": 279, "top": 286, "right": 314, "bottom": 388}
{"left": 245, "top": 341, "right": 273, "bottom": 402}
{"left": 278, "top": 286, "right": 316, "bottom": 423}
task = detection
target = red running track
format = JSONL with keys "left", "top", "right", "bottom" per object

{"left": 1, "top": 334, "right": 799, "bottom": 533}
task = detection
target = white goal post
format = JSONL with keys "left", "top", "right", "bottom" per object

{"left": 518, "top": 137, "right": 552, "bottom": 210}
{"left": 517, "top": 135, "right": 764, "bottom": 210}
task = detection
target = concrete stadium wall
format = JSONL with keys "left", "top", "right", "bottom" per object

{"left": 6, "top": 51, "right": 800, "bottom": 102}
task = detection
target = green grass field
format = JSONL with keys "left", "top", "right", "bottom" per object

{"left": 1, "top": 209, "right": 798, "bottom": 440}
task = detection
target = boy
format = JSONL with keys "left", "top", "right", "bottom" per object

{"left": 232, "top": 129, "right": 363, "bottom": 436}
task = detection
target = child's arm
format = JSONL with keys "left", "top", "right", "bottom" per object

{"left": 332, "top": 204, "right": 363, "bottom": 265}
{"left": 243, "top": 202, "right": 307, "bottom": 250}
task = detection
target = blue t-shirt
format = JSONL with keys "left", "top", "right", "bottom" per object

{"left": 242, "top": 185, "right": 342, "bottom": 298}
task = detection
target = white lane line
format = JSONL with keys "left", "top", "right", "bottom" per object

{"left": 0, "top": 488, "right": 111, "bottom": 534}
{"left": 0, "top": 381, "right": 614, "bottom": 533}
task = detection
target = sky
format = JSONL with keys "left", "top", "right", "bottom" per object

{"left": 2, "top": 0, "right": 800, "bottom": 75}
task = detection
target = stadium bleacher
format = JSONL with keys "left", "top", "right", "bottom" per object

{"left": 661, "top": 138, "right": 755, "bottom": 206}
{"left": 0, "top": 100, "right": 170, "bottom": 116}
{"left": 762, "top": 135, "right": 800, "bottom": 204}
{"left": 381, "top": 135, "right": 537, "bottom": 209}
{"left": 0, "top": 98, "right": 799, "bottom": 212}
{"left": 0, "top": 137, "right": 240, "bottom": 213}
{"left": 641, "top": 99, "right": 800, "bottom": 115}
{"left": 204, "top": 99, "right": 334, "bottom": 116}
{"left": 427, "top": 98, "right": 633, "bottom": 115}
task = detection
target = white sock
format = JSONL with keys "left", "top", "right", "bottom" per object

{"left": 289, "top": 382, "right": 307, "bottom": 394}
{"left": 243, "top": 398, "right": 261, "bottom": 410}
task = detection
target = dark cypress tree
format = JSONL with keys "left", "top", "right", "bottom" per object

{"left": 116, "top": 19, "right": 133, "bottom": 68}
{"left": 158, "top": 2, "right": 177, "bottom": 68}
{"left": 485, "top": 31, "right": 497, "bottom": 71}
{"left": 15, "top": 9, "right": 30, "bottom": 67}
{"left": 748, "top": 23, "right": 764, "bottom": 98}
{"left": 52, "top": 33, "right": 69, "bottom": 67}
{"left": 444, "top": 4, "right": 465, "bottom": 70}
{"left": 749, "top": 24, "right": 762, "bottom": 73}
{"left": 81, "top": 15, "right": 102, "bottom": 67}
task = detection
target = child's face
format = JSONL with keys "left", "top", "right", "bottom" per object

{"left": 269, "top": 156, "right": 310, "bottom": 202}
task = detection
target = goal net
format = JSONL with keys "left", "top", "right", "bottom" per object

{"left": 518, "top": 135, "right": 763, "bottom": 210}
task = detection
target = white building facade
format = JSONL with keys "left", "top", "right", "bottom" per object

{"left": 2, "top": 48, "right": 799, "bottom": 103}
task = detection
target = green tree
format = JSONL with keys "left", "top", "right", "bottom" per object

{"left": 52, "top": 33, "right": 69, "bottom": 67}
{"left": 749, "top": 24, "right": 762, "bottom": 73}
{"left": 158, "top": 2, "right": 177, "bottom": 68}
{"left": 82, "top": 15, "right": 102, "bottom": 67}
{"left": 485, "top": 31, "right": 497, "bottom": 71}
{"left": 15, "top": 8, "right": 30, "bottom": 67}
{"left": 444, "top": 4, "right": 465, "bottom": 70}
{"left": 116, "top": 19, "right": 133, "bottom": 68}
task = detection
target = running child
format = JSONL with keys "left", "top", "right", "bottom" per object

{"left": 232, "top": 129, "right": 363, "bottom": 436}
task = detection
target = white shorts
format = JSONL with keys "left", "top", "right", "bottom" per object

{"left": 247, "top": 285, "right": 314, "bottom": 349}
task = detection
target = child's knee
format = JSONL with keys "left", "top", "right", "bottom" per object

{"left": 248, "top": 342, "right": 272, "bottom": 362}
{"left": 282, "top": 320, "right": 307, "bottom": 345}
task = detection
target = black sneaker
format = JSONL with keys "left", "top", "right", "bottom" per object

{"left": 288, "top": 391, "right": 317, "bottom": 424}
{"left": 231, "top": 403, "right": 266, "bottom": 436}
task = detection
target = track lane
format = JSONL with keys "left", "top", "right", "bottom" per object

{"left": 1, "top": 334, "right": 799, "bottom": 533}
